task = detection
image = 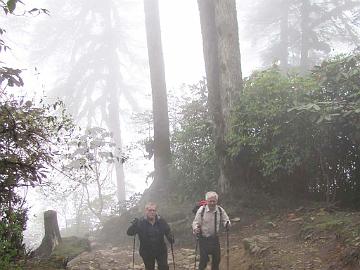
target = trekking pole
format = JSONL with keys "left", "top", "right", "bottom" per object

{"left": 226, "top": 221, "right": 230, "bottom": 270}
{"left": 170, "top": 237, "right": 176, "bottom": 270}
{"left": 132, "top": 235, "right": 136, "bottom": 270}
{"left": 194, "top": 233, "right": 199, "bottom": 270}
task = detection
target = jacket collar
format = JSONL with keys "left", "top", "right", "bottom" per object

{"left": 144, "top": 214, "right": 160, "bottom": 223}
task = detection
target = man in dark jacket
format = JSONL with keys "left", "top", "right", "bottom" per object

{"left": 127, "top": 202, "right": 174, "bottom": 270}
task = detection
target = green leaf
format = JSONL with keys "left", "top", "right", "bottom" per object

{"left": 7, "top": 0, "right": 16, "bottom": 13}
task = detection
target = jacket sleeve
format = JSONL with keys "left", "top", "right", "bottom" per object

{"left": 192, "top": 206, "right": 203, "bottom": 231}
{"left": 126, "top": 222, "right": 138, "bottom": 236}
{"left": 221, "top": 207, "right": 231, "bottom": 228}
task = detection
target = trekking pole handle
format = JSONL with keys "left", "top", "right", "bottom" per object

{"left": 226, "top": 221, "right": 230, "bottom": 270}
{"left": 225, "top": 220, "right": 230, "bottom": 231}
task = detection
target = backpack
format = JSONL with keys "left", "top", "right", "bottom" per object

{"left": 192, "top": 200, "right": 207, "bottom": 214}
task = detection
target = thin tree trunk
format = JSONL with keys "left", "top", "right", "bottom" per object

{"left": 75, "top": 190, "right": 85, "bottom": 235}
{"left": 83, "top": 167, "right": 103, "bottom": 223}
{"left": 84, "top": 183, "right": 102, "bottom": 222}
{"left": 7, "top": 188, "right": 13, "bottom": 243}
{"left": 319, "top": 149, "right": 330, "bottom": 205}
{"left": 300, "top": 0, "right": 310, "bottom": 73}
{"left": 110, "top": 115, "right": 126, "bottom": 205}
{"left": 279, "top": 0, "right": 289, "bottom": 71}
{"left": 108, "top": 100, "right": 126, "bottom": 202}
{"left": 144, "top": 0, "right": 171, "bottom": 188}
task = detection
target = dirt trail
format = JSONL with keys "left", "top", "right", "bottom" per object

{"left": 67, "top": 238, "right": 246, "bottom": 270}
{"left": 67, "top": 209, "right": 360, "bottom": 270}
{"left": 66, "top": 221, "right": 318, "bottom": 270}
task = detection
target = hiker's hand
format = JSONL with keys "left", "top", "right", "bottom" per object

{"left": 168, "top": 235, "right": 175, "bottom": 244}
{"left": 131, "top": 218, "right": 139, "bottom": 225}
{"left": 193, "top": 227, "right": 201, "bottom": 235}
{"left": 225, "top": 221, "right": 230, "bottom": 231}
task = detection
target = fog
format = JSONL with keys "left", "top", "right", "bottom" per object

{"left": 1, "top": 0, "right": 358, "bottom": 249}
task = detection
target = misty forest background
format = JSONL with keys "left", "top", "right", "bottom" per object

{"left": 1, "top": 0, "right": 360, "bottom": 268}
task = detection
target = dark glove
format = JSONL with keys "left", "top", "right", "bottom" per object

{"left": 225, "top": 221, "right": 230, "bottom": 232}
{"left": 131, "top": 218, "right": 139, "bottom": 226}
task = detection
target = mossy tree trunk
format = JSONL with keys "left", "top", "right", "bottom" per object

{"left": 197, "top": 0, "right": 243, "bottom": 194}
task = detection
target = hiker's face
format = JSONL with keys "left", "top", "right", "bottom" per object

{"left": 207, "top": 196, "right": 218, "bottom": 209}
{"left": 145, "top": 205, "right": 157, "bottom": 220}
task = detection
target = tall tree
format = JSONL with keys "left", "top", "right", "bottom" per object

{"left": 244, "top": 0, "right": 360, "bottom": 71}
{"left": 143, "top": 0, "right": 171, "bottom": 188}
{"left": 299, "top": 0, "right": 360, "bottom": 71}
{"left": 198, "top": 0, "right": 243, "bottom": 194}
{"left": 30, "top": 0, "right": 146, "bottom": 202}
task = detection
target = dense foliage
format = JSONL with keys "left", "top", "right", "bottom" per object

{"left": 0, "top": 95, "right": 73, "bottom": 266}
{"left": 228, "top": 53, "right": 360, "bottom": 206}
{"left": 0, "top": 3, "right": 67, "bottom": 266}
{"left": 169, "top": 54, "right": 360, "bottom": 208}
{"left": 171, "top": 81, "right": 218, "bottom": 201}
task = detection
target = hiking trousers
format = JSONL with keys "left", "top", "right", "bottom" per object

{"left": 198, "top": 236, "right": 220, "bottom": 270}
{"left": 141, "top": 251, "right": 169, "bottom": 270}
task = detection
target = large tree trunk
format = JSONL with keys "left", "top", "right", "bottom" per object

{"left": 215, "top": 0, "right": 243, "bottom": 194}
{"left": 215, "top": 0, "right": 243, "bottom": 117}
{"left": 33, "top": 210, "right": 62, "bottom": 258}
{"left": 198, "top": 0, "right": 242, "bottom": 194}
{"left": 144, "top": 0, "right": 171, "bottom": 188}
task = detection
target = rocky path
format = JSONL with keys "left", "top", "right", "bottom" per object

{"left": 67, "top": 239, "right": 243, "bottom": 270}
{"left": 66, "top": 209, "right": 358, "bottom": 270}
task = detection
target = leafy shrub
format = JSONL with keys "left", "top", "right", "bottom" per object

{"left": 0, "top": 211, "right": 26, "bottom": 270}
{"left": 0, "top": 95, "right": 72, "bottom": 264}
{"left": 228, "top": 53, "right": 360, "bottom": 206}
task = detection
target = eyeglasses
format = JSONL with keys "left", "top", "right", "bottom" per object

{"left": 147, "top": 209, "right": 156, "bottom": 212}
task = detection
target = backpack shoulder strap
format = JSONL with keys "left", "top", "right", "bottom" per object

{"left": 200, "top": 205, "right": 206, "bottom": 219}
{"left": 218, "top": 205, "right": 223, "bottom": 224}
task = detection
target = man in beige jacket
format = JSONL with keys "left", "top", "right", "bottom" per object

{"left": 192, "top": 191, "right": 231, "bottom": 270}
